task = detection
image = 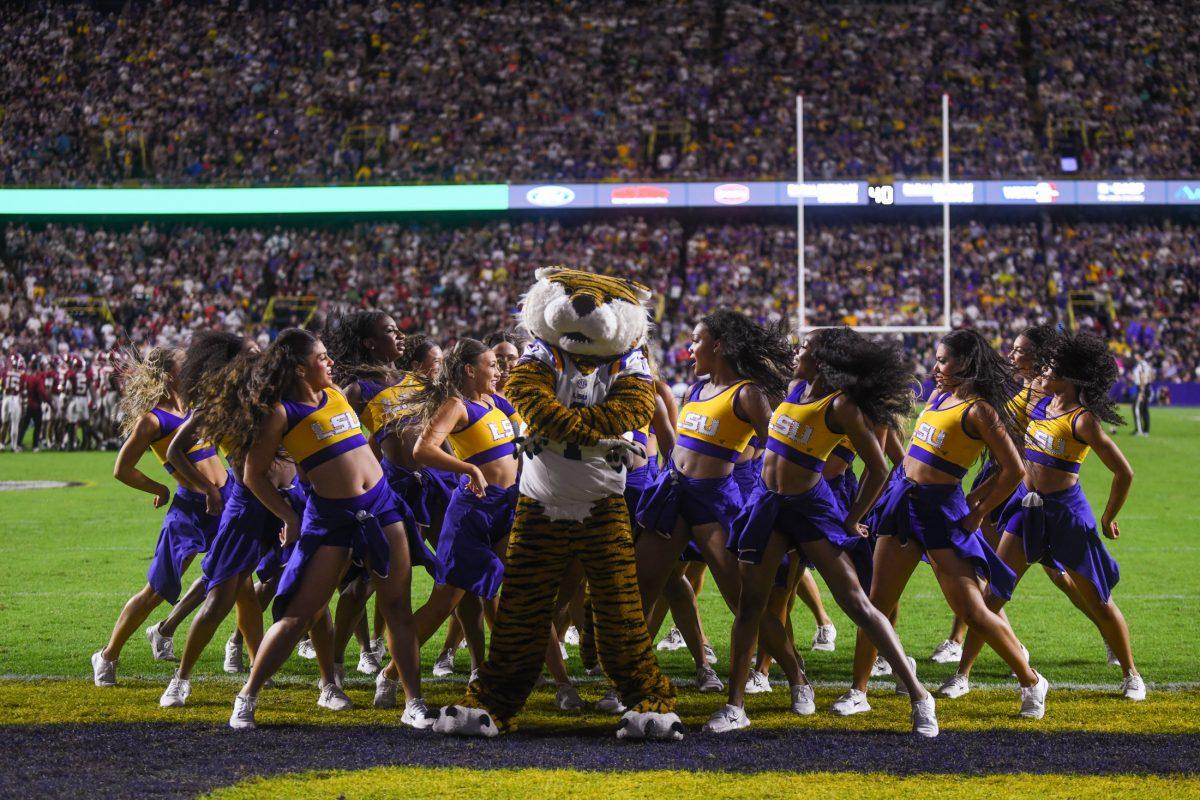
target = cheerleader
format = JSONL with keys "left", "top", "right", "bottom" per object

{"left": 837, "top": 329, "right": 1049, "bottom": 720}
{"left": 940, "top": 331, "right": 1143, "bottom": 701}
{"left": 375, "top": 338, "right": 581, "bottom": 708}
{"left": 210, "top": 329, "right": 440, "bottom": 730}
{"left": 705, "top": 327, "right": 937, "bottom": 736}
{"left": 322, "top": 311, "right": 422, "bottom": 683}
{"left": 91, "top": 347, "right": 231, "bottom": 686}
{"left": 634, "top": 310, "right": 794, "bottom": 686}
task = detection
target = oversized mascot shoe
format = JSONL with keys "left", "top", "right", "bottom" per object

{"left": 432, "top": 704, "right": 499, "bottom": 738}
{"left": 615, "top": 710, "right": 685, "bottom": 741}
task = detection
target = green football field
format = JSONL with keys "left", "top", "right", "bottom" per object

{"left": 2, "top": 408, "right": 1198, "bottom": 798}
{"left": 2, "top": 408, "right": 1197, "bottom": 687}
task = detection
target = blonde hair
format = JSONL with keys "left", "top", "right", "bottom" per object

{"left": 118, "top": 347, "right": 179, "bottom": 436}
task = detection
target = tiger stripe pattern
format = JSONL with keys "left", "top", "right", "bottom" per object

{"left": 461, "top": 495, "right": 676, "bottom": 729}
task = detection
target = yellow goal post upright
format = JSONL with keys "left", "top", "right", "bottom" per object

{"left": 795, "top": 93, "right": 953, "bottom": 335}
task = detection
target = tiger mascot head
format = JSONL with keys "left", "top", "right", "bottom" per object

{"left": 520, "top": 267, "right": 652, "bottom": 359}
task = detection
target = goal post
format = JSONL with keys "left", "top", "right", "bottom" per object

{"left": 795, "top": 93, "right": 953, "bottom": 334}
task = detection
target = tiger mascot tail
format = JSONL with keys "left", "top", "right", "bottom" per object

{"left": 433, "top": 267, "right": 681, "bottom": 741}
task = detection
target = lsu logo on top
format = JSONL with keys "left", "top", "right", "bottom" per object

{"left": 312, "top": 410, "right": 361, "bottom": 441}
{"left": 680, "top": 411, "right": 719, "bottom": 437}
{"left": 769, "top": 414, "right": 813, "bottom": 445}
{"left": 913, "top": 421, "right": 946, "bottom": 449}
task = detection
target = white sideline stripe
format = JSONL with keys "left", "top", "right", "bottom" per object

{"left": 3, "top": 673, "right": 1198, "bottom": 693}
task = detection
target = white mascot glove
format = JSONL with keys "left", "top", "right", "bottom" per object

{"left": 597, "top": 438, "right": 646, "bottom": 472}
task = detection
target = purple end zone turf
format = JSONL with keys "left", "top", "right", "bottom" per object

{"left": 1, "top": 724, "right": 1197, "bottom": 800}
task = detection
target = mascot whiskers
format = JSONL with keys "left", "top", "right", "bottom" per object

{"left": 433, "top": 267, "right": 681, "bottom": 741}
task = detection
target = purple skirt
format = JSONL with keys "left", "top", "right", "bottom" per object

{"left": 383, "top": 457, "right": 431, "bottom": 528}
{"left": 147, "top": 476, "right": 231, "bottom": 604}
{"left": 435, "top": 482, "right": 519, "bottom": 599}
{"left": 272, "top": 477, "right": 441, "bottom": 621}
{"left": 255, "top": 483, "right": 308, "bottom": 582}
{"left": 732, "top": 456, "right": 764, "bottom": 502}
{"left": 203, "top": 481, "right": 308, "bottom": 592}
{"left": 827, "top": 468, "right": 859, "bottom": 516}
{"left": 732, "top": 476, "right": 873, "bottom": 590}
{"left": 871, "top": 468, "right": 1018, "bottom": 600}
{"left": 420, "top": 467, "right": 457, "bottom": 516}
{"left": 969, "top": 458, "right": 1014, "bottom": 525}
{"left": 623, "top": 456, "right": 659, "bottom": 525}
{"left": 635, "top": 466, "right": 743, "bottom": 562}
{"left": 1000, "top": 482, "right": 1121, "bottom": 603}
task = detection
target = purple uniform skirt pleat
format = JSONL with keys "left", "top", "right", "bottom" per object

{"left": 1000, "top": 482, "right": 1121, "bottom": 602}
{"left": 871, "top": 467, "right": 1018, "bottom": 600}
{"left": 147, "top": 476, "right": 231, "bottom": 604}
{"left": 635, "top": 466, "right": 743, "bottom": 562}
{"left": 204, "top": 481, "right": 308, "bottom": 592}
{"left": 435, "top": 482, "right": 519, "bottom": 599}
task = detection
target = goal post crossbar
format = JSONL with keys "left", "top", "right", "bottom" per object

{"left": 795, "top": 93, "right": 952, "bottom": 335}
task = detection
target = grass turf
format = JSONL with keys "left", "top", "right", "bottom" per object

{"left": 0, "top": 408, "right": 1197, "bottom": 693}
{"left": 203, "top": 767, "right": 1200, "bottom": 800}
{"left": 3, "top": 679, "right": 1199, "bottom": 734}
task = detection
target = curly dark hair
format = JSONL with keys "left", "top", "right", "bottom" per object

{"left": 1017, "top": 323, "right": 1061, "bottom": 376}
{"left": 483, "top": 329, "right": 526, "bottom": 350}
{"left": 940, "top": 329, "right": 1022, "bottom": 445}
{"left": 402, "top": 334, "right": 438, "bottom": 372}
{"left": 700, "top": 310, "right": 791, "bottom": 402}
{"left": 323, "top": 310, "right": 400, "bottom": 386}
{"left": 1047, "top": 330, "right": 1125, "bottom": 426}
{"left": 200, "top": 328, "right": 317, "bottom": 463}
{"left": 179, "top": 331, "right": 246, "bottom": 406}
{"left": 807, "top": 327, "right": 916, "bottom": 428}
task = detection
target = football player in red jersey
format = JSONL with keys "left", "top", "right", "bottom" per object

{"left": 2, "top": 354, "right": 26, "bottom": 451}
{"left": 65, "top": 354, "right": 94, "bottom": 450}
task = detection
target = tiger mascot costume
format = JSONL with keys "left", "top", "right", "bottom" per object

{"left": 433, "top": 267, "right": 682, "bottom": 741}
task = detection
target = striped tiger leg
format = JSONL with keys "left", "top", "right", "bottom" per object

{"left": 461, "top": 496, "right": 571, "bottom": 729}
{"left": 574, "top": 496, "right": 677, "bottom": 714}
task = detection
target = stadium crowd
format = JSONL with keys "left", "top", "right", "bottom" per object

{"left": 3, "top": 215, "right": 1196, "bottom": 447}
{"left": 1, "top": 0, "right": 1196, "bottom": 187}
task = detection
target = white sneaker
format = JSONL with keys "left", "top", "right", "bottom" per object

{"left": 432, "top": 648, "right": 456, "bottom": 677}
{"left": 929, "top": 639, "right": 963, "bottom": 664}
{"left": 1009, "top": 643, "right": 1031, "bottom": 678}
{"left": 1019, "top": 672, "right": 1049, "bottom": 719}
{"left": 317, "top": 679, "right": 353, "bottom": 711}
{"left": 374, "top": 671, "right": 398, "bottom": 709}
{"left": 871, "top": 656, "right": 892, "bottom": 677}
{"left": 296, "top": 638, "right": 316, "bottom": 660}
{"left": 229, "top": 693, "right": 257, "bottom": 730}
{"left": 703, "top": 703, "right": 750, "bottom": 733}
{"left": 894, "top": 656, "right": 917, "bottom": 696}
{"left": 357, "top": 649, "right": 382, "bottom": 675}
{"left": 555, "top": 683, "right": 584, "bottom": 711}
{"left": 586, "top": 664, "right": 605, "bottom": 677}
{"left": 596, "top": 688, "right": 626, "bottom": 714}
{"left": 831, "top": 689, "right": 871, "bottom": 716}
{"left": 1106, "top": 644, "right": 1121, "bottom": 667}
{"left": 936, "top": 673, "right": 970, "bottom": 699}
{"left": 811, "top": 624, "right": 837, "bottom": 652}
{"left": 791, "top": 683, "right": 816, "bottom": 715}
{"left": 656, "top": 627, "right": 685, "bottom": 651}
{"left": 911, "top": 695, "right": 939, "bottom": 737}
{"left": 696, "top": 664, "right": 724, "bottom": 693}
{"left": 564, "top": 626, "right": 580, "bottom": 646}
{"left": 456, "top": 638, "right": 468, "bottom": 651}
{"left": 468, "top": 668, "right": 480, "bottom": 684}
{"left": 160, "top": 676, "right": 191, "bottom": 708}
{"left": 559, "top": 642, "right": 569, "bottom": 661}
{"left": 745, "top": 670, "right": 773, "bottom": 694}
{"left": 401, "top": 697, "right": 439, "bottom": 730}
{"left": 91, "top": 651, "right": 117, "bottom": 687}
{"left": 1120, "top": 674, "right": 1146, "bottom": 701}
{"left": 145, "top": 623, "right": 177, "bottom": 662}
{"left": 703, "top": 642, "right": 718, "bottom": 665}
{"left": 223, "top": 638, "right": 244, "bottom": 674}
{"left": 372, "top": 636, "right": 387, "bottom": 660}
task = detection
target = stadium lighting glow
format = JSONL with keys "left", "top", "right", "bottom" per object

{"left": 0, "top": 185, "right": 510, "bottom": 215}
